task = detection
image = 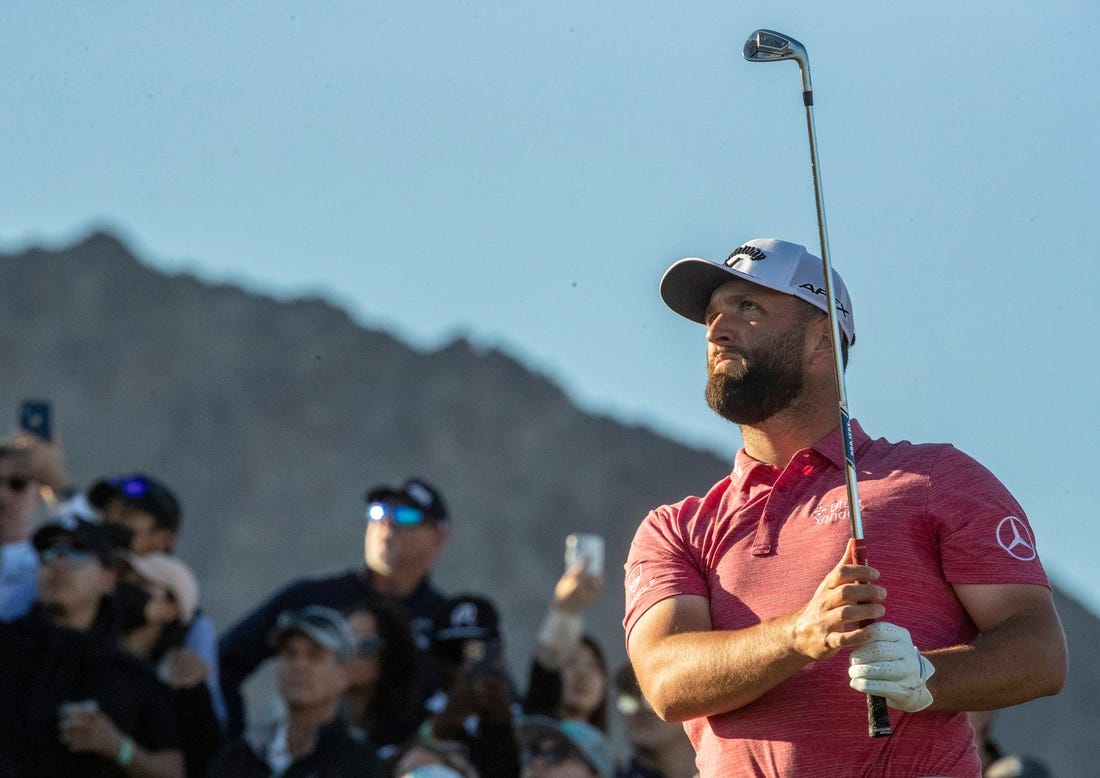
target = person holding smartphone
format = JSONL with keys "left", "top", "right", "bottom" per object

{"left": 1, "top": 403, "right": 74, "bottom": 622}
{"left": 422, "top": 593, "right": 520, "bottom": 778}
{"left": 524, "top": 535, "right": 609, "bottom": 732}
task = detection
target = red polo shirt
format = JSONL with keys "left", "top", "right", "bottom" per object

{"left": 624, "top": 421, "right": 1049, "bottom": 778}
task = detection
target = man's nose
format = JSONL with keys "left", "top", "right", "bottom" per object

{"left": 707, "top": 313, "right": 732, "bottom": 343}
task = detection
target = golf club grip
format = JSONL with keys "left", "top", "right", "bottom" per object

{"left": 853, "top": 541, "right": 893, "bottom": 737}
{"left": 867, "top": 692, "right": 892, "bottom": 737}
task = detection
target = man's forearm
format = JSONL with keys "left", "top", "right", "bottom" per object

{"left": 635, "top": 616, "right": 812, "bottom": 722}
{"left": 923, "top": 607, "right": 1066, "bottom": 712}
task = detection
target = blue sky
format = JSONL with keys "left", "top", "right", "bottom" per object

{"left": 3, "top": 2, "right": 1098, "bottom": 613}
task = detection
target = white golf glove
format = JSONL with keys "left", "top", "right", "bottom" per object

{"left": 848, "top": 622, "right": 935, "bottom": 712}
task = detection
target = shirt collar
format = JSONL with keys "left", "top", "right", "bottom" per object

{"left": 810, "top": 418, "right": 870, "bottom": 470}
{"left": 730, "top": 419, "right": 870, "bottom": 490}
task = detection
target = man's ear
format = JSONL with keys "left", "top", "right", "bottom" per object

{"left": 807, "top": 315, "right": 835, "bottom": 366}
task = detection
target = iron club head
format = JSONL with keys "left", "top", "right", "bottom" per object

{"left": 743, "top": 29, "right": 812, "bottom": 93}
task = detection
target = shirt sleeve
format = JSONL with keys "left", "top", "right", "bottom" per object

{"left": 622, "top": 500, "right": 710, "bottom": 644}
{"left": 927, "top": 446, "right": 1050, "bottom": 588}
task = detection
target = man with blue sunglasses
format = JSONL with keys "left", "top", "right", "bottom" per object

{"left": 219, "top": 477, "right": 453, "bottom": 753}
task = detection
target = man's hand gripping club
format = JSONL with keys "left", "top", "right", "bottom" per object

{"left": 849, "top": 622, "right": 935, "bottom": 712}
{"left": 793, "top": 539, "right": 887, "bottom": 660}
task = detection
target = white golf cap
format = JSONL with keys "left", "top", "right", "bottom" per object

{"left": 659, "top": 237, "right": 855, "bottom": 344}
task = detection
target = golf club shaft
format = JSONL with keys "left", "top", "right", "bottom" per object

{"left": 803, "top": 94, "right": 893, "bottom": 739}
{"left": 745, "top": 28, "right": 892, "bottom": 738}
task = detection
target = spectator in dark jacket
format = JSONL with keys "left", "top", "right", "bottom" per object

{"left": 421, "top": 594, "right": 520, "bottom": 778}
{"left": 0, "top": 517, "right": 184, "bottom": 777}
{"left": 205, "top": 605, "right": 378, "bottom": 777}
{"left": 219, "top": 478, "right": 452, "bottom": 738}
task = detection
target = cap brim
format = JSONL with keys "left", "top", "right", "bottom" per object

{"left": 517, "top": 716, "right": 564, "bottom": 744}
{"left": 31, "top": 524, "right": 72, "bottom": 552}
{"left": 31, "top": 522, "right": 115, "bottom": 565}
{"left": 274, "top": 623, "right": 345, "bottom": 657}
{"left": 517, "top": 716, "right": 605, "bottom": 778}
{"left": 659, "top": 258, "right": 746, "bottom": 324}
{"left": 433, "top": 626, "right": 497, "bottom": 642}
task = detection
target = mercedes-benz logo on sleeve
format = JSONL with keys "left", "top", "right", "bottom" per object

{"left": 996, "top": 516, "right": 1037, "bottom": 561}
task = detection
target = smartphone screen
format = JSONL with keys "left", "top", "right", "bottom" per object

{"left": 19, "top": 400, "right": 52, "bottom": 441}
{"left": 565, "top": 533, "right": 605, "bottom": 576}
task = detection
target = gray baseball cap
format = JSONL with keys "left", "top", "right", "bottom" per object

{"left": 272, "top": 605, "right": 356, "bottom": 662}
{"left": 660, "top": 237, "right": 855, "bottom": 345}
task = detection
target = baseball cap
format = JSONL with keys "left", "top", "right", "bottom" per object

{"left": 660, "top": 237, "right": 855, "bottom": 345}
{"left": 87, "top": 474, "right": 182, "bottom": 531}
{"left": 365, "top": 478, "right": 447, "bottom": 523}
{"left": 272, "top": 605, "right": 357, "bottom": 662}
{"left": 432, "top": 594, "right": 501, "bottom": 643}
{"left": 32, "top": 516, "right": 118, "bottom": 566}
{"left": 124, "top": 552, "right": 200, "bottom": 623}
{"left": 517, "top": 715, "right": 612, "bottom": 778}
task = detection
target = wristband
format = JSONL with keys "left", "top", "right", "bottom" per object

{"left": 117, "top": 737, "right": 134, "bottom": 768}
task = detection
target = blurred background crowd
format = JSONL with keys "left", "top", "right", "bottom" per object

{"left": 0, "top": 407, "right": 1049, "bottom": 777}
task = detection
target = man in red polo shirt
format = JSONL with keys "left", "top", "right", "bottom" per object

{"left": 624, "top": 238, "right": 1066, "bottom": 777}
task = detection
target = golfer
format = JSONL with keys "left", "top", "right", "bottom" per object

{"left": 623, "top": 238, "right": 1066, "bottom": 777}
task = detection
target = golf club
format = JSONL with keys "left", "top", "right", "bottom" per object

{"left": 743, "top": 28, "right": 893, "bottom": 739}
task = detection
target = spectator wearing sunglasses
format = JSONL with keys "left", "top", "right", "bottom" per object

{"left": 612, "top": 664, "right": 697, "bottom": 778}
{"left": 0, "top": 434, "right": 72, "bottom": 622}
{"left": 0, "top": 517, "right": 185, "bottom": 777}
{"left": 89, "top": 473, "right": 228, "bottom": 735}
{"left": 206, "top": 605, "right": 379, "bottom": 777}
{"left": 517, "top": 716, "right": 611, "bottom": 778}
{"left": 341, "top": 600, "right": 422, "bottom": 758}
{"left": 219, "top": 478, "right": 452, "bottom": 740}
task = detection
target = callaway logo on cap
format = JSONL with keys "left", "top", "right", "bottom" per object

{"left": 659, "top": 237, "right": 856, "bottom": 345}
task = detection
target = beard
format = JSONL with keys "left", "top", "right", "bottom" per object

{"left": 705, "top": 324, "right": 807, "bottom": 425}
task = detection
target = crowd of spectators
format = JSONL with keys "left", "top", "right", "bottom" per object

{"left": 0, "top": 419, "right": 1051, "bottom": 777}
{"left": 0, "top": 421, "right": 697, "bottom": 778}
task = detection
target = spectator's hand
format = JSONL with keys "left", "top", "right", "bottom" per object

{"left": 792, "top": 539, "right": 886, "bottom": 660}
{"left": 9, "top": 430, "right": 72, "bottom": 493}
{"left": 58, "top": 705, "right": 125, "bottom": 760}
{"left": 468, "top": 665, "right": 512, "bottom": 725}
{"left": 849, "top": 622, "right": 936, "bottom": 712}
{"left": 553, "top": 560, "right": 604, "bottom": 615}
{"left": 163, "top": 647, "right": 208, "bottom": 689}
